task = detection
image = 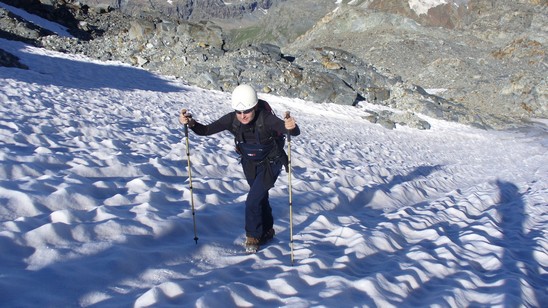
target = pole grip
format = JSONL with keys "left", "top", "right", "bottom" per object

{"left": 284, "top": 111, "right": 291, "bottom": 142}
{"left": 182, "top": 108, "right": 189, "bottom": 137}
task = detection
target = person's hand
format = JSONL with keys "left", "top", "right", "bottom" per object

{"left": 284, "top": 116, "right": 296, "bottom": 130}
{"left": 179, "top": 109, "right": 195, "bottom": 127}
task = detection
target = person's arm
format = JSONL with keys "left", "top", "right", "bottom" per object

{"left": 179, "top": 110, "right": 234, "bottom": 136}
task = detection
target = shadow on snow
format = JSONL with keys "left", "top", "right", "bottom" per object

{"left": 0, "top": 38, "right": 185, "bottom": 93}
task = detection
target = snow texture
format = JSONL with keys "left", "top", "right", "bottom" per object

{"left": 0, "top": 18, "right": 546, "bottom": 308}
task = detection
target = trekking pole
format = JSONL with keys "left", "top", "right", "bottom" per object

{"left": 285, "top": 111, "right": 294, "bottom": 265}
{"left": 182, "top": 109, "right": 198, "bottom": 245}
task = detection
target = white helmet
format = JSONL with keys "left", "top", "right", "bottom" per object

{"left": 231, "top": 84, "right": 258, "bottom": 110}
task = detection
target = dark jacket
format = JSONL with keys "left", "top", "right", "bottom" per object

{"left": 190, "top": 107, "right": 300, "bottom": 187}
{"left": 191, "top": 109, "right": 300, "bottom": 142}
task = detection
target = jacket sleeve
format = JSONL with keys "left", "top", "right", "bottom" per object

{"left": 265, "top": 112, "right": 301, "bottom": 137}
{"left": 190, "top": 112, "right": 235, "bottom": 136}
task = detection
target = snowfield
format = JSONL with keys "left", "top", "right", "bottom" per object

{"left": 0, "top": 38, "right": 547, "bottom": 307}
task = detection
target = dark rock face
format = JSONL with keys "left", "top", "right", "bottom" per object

{"left": 0, "top": 47, "right": 28, "bottom": 69}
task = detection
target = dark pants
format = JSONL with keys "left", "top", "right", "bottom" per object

{"left": 242, "top": 159, "right": 282, "bottom": 239}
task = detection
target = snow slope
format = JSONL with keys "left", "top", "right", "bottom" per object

{"left": 0, "top": 38, "right": 547, "bottom": 307}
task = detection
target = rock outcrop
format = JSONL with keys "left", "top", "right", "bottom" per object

{"left": 285, "top": 0, "right": 547, "bottom": 125}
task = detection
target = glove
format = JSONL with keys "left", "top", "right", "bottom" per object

{"left": 284, "top": 116, "right": 296, "bottom": 130}
{"left": 179, "top": 109, "right": 195, "bottom": 127}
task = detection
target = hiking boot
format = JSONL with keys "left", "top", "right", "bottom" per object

{"left": 260, "top": 228, "right": 275, "bottom": 244}
{"left": 245, "top": 236, "right": 260, "bottom": 254}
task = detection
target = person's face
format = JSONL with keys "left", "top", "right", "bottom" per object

{"left": 236, "top": 107, "right": 256, "bottom": 124}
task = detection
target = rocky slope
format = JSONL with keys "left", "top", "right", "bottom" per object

{"left": 1, "top": 0, "right": 546, "bottom": 130}
{"left": 80, "top": 0, "right": 277, "bottom": 20}
{"left": 285, "top": 0, "right": 547, "bottom": 126}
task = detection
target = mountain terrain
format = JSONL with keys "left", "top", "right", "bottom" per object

{"left": 285, "top": 0, "right": 547, "bottom": 127}
{"left": 0, "top": 4, "right": 547, "bottom": 306}
{"left": 0, "top": 0, "right": 546, "bottom": 129}
{"left": 0, "top": 34, "right": 547, "bottom": 308}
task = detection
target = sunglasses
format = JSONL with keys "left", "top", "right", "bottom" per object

{"left": 235, "top": 107, "right": 254, "bottom": 115}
